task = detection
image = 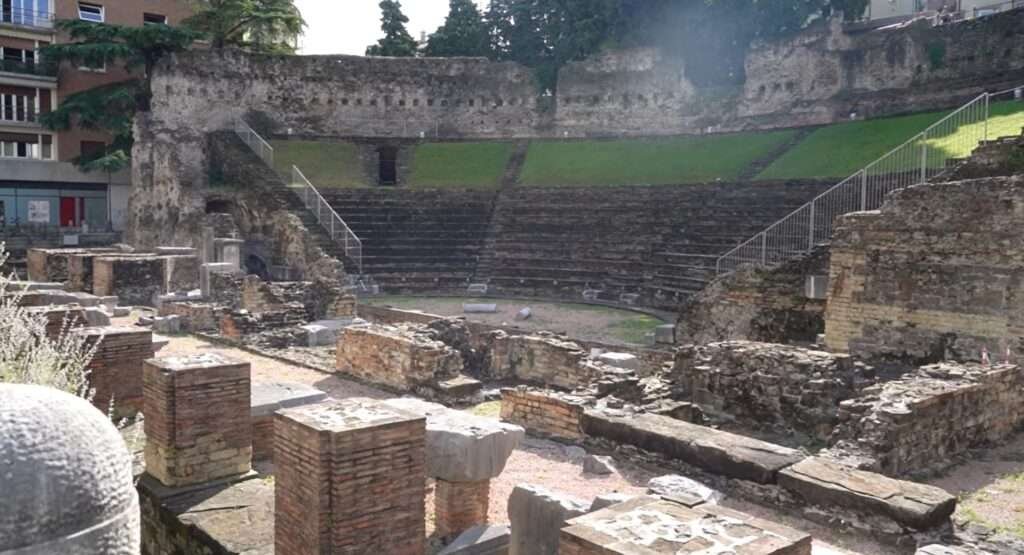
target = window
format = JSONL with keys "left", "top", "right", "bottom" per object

{"left": 78, "top": 2, "right": 103, "bottom": 23}
{"left": 143, "top": 13, "right": 167, "bottom": 25}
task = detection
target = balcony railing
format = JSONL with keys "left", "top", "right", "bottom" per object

{"left": 0, "top": 59, "right": 57, "bottom": 78}
{"left": 0, "top": 107, "right": 41, "bottom": 125}
{"left": 0, "top": 7, "right": 54, "bottom": 29}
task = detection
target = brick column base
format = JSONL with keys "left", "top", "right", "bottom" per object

{"left": 435, "top": 478, "right": 490, "bottom": 538}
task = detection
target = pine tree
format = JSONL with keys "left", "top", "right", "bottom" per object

{"left": 424, "top": 0, "right": 489, "bottom": 58}
{"left": 184, "top": 0, "right": 306, "bottom": 54}
{"left": 365, "top": 0, "right": 418, "bottom": 57}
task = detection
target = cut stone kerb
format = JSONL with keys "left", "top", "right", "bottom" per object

{"left": 383, "top": 398, "right": 524, "bottom": 482}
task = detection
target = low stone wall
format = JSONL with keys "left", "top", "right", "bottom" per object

{"left": 27, "top": 305, "right": 86, "bottom": 338}
{"left": 671, "top": 341, "right": 873, "bottom": 441}
{"left": 500, "top": 387, "right": 586, "bottom": 442}
{"left": 94, "top": 256, "right": 166, "bottom": 306}
{"left": 335, "top": 323, "right": 463, "bottom": 391}
{"left": 828, "top": 363, "right": 1024, "bottom": 477}
{"left": 678, "top": 248, "right": 828, "bottom": 345}
{"left": 220, "top": 308, "right": 306, "bottom": 340}
{"left": 490, "top": 331, "right": 592, "bottom": 389}
{"left": 159, "top": 301, "right": 223, "bottom": 332}
{"left": 27, "top": 247, "right": 121, "bottom": 288}
{"left": 825, "top": 177, "right": 1024, "bottom": 364}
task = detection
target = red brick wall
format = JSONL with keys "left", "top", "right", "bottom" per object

{"left": 435, "top": 479, "right": 490, "bottom": 539}
{"left": 500, "top": 387, "right": 585, "bottom": 442}
{"left": 78, "top": 326, "right": 152, "bottom": 417}
{"left": 142, "top": 355, "right": 252, "bottom": 487}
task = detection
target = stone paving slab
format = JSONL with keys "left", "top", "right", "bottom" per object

{"left": 582, "top": 410, "right": 803, "bottom": 483}
{"left": 561, "top": 496, "right": 812, "bottom": 554}
{"left": 778, "top": 457, "right": 956, "bottom": 530}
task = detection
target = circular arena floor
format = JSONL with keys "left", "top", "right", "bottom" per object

{"left": 363, "top": 296, "right": 665, "bottom": 346}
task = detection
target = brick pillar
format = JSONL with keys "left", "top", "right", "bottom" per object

{"left": 143, "top": 354, "right": 252, "bottom": 487}
{"left": 435, "top": 479, "right": 490, "bottom": 538}
{"left": 275, "top": 399, "right": 426, "bottom": 555}
{"left": 77, "top": 326, "right": 153, "bottom": 418}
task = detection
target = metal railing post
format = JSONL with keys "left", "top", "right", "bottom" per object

{"left": 860, "top": 170, "right": 868, "bottom": 211}
{"left": 919, "top": 133, "right": 928, "bottom": 183}
{"left": 983, "top": 93, "right": 990, "bottom": 141}
{"left": 760, "top": 233, "right": 767, "bottom": 266}
{"left": 808, "top": 201, "right": 815, "bottom": 250}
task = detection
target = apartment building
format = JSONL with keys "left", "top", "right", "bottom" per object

{"left": 0, "top": 0, "right": 192, "bottom": 232}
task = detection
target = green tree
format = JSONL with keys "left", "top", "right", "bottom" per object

{"left": 183, "top": 0, "right": 305, "bottom": 54}
{"left": 39, "top": 20, "right": 198, "bottom": 172}
{"left": 366, "top": 0, "right": 419, "bottom": 57}
{"left": 424, "top": 0, "right": 489, "bottom": 58}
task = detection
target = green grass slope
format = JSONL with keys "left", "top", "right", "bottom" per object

{"left": 759, "top": 101, "right": 1024, "bottom": 180}
{"left": 270, "top": 140, "right": 368, "bottom": 188}
{"left": 408, "top": 142, "right": 515, "bottom": 189}
{"left": 519, "top": 131, "right": 796, "bottom": 187}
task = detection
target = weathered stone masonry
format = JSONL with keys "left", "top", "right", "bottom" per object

{"left": 825, "top": 177, "right": 1024, "bottom": 364}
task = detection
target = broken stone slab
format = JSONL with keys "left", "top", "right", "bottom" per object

{"left": 155, "top": 246, "right": 197, "bottom": 256}
{"left": 301, "top": 318, "right": 362, "bottom": 347}
{"left": 11, "top": 281, "right": 65, "bottom": 292}
{"left": 589, "top": 492, "right": 636, "bottom": 511}
{"left": 562, "top": 496, "right": 812, "bottom": 555}
{"left": 436, "top": 374, "right": 483, "bottom": 398}
{"left": 463, "top": 303, "right": 497, "bottom": 314}
{"left": 83, "top": 307, "right": 111, "bottom": 327}
{"left": 647, "top": 474, "right": 722, "bottom": 507}
{"left": 381, "top": 398, "right": 523, "bottom": 482}
{"left": 777, "top": 457, "right": 957, "bottom": 530}
{"left": 250, "top": 382, "right": 328, "bottom": 417}
{"left": 152, "top": 315, "right": 181, "bottom": 334}
{"left": 508, "top": 484, "right": 589, "bottom": 555}
{"left": 151, "top": 335, "right": 169, "bottom": 353}
{"left": 438, "top": 524, "right": 510, "bottom": 555}
{"left": 655, "top": 324, "right": 675, "bottom": 344}
{"left": 515, "top": 307, "right": 531, "bottom": 321}
{"left": 597, "top": 352, "right": 639, "bottom": 370}
{"left": 581, "top": 410, "right": 803, "bottom": 483}
{"left": 112, "top": 307, "right": 130, "bottom": 317}
{"left": 582, "top": 454, "right": 615, "bottom": 475}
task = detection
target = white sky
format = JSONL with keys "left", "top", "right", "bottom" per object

{"left": 294, "top": 0, "right": 487, "bottom": 56}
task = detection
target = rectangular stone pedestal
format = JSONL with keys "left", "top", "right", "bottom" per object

{"left": 274, "top": 399, "right": 426, "bottom": 555}
{"left": 436, "top": 479, "right": 490, "bottom": 539}
{"left": 143, "top": 354, "right": 252, "bottom": 487}
{"left": 560, "top": 497, "right": 811, "bottom": 554}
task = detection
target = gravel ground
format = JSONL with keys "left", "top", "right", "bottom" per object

{"left": 364, "top": 296, "right": 665, "bottom": 346}
{"left": 156, "top": 333, "right": 897, "bottom": 554}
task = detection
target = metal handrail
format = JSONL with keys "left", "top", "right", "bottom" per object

{"left": 232, "top": 118, "right": 363, "bottom": 274}
{"left": 233, "top": 118, "right": 274, "bottom": 166}
{"left": 716, "top": 85, "right": 1024, "bottom": 275}
{"left": 290, "top": 166, "right": 363, "bottom": 274}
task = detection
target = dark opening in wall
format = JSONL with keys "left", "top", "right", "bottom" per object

{"left": 377, "top": 146, "right": 398, "bottom": 186}
{"left": 205, "top": 199, "right": 234, "bottom": 214}
{"left": 245, "top": 254, "right": 269, "bottom": 279}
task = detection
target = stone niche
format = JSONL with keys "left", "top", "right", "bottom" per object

{"left": 335, "top": 323, "right": 463, "bottom": 391}
{"left": 671, "top": 341, "right": 873, "bottom": 441}
{"left": 825, "top": 177, "right": 1024, "bottom": 364}
{"left": 828, "top": 362, "right": 1024, "bottom": 477}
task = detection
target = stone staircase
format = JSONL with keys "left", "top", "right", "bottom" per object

{"left": 214, "top": 132, "right": 359, "bottom": 274}
{"left": 322, "top": 189, "right": 498, "bottom": 292}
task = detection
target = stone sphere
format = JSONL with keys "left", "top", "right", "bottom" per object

{"left": 0, "top": 384, "right": 139, "bottom": 554}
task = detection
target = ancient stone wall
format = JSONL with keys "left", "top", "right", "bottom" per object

{"left": 828, "top": 363, "right": 1024, "bottom": 477}
{"left": 489, "top": 331, "right": 593, "bottom": 389}
{"left": 678, "top": 248, "right": 829, "bottom": 345}
{"left": 671, "top": 341, "right": 873, "bottom": 441}
{"left": 77, "top": 326, "right": 153, "bottom": 418}
{"left": 825, "top": 176, "right": 1024, "bottom": 364}
{"left": 500, "top": 387, "right": 586, "bottom": 442}
{"left": 334, "top": 324, "right": 463, "bottom": 391}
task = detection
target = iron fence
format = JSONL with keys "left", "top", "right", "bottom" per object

{"left": 717, "top": 86, "right": 1024, "bottom": 275}
{"left": 290, "top": 166, "right": 363, "bottom": 274}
